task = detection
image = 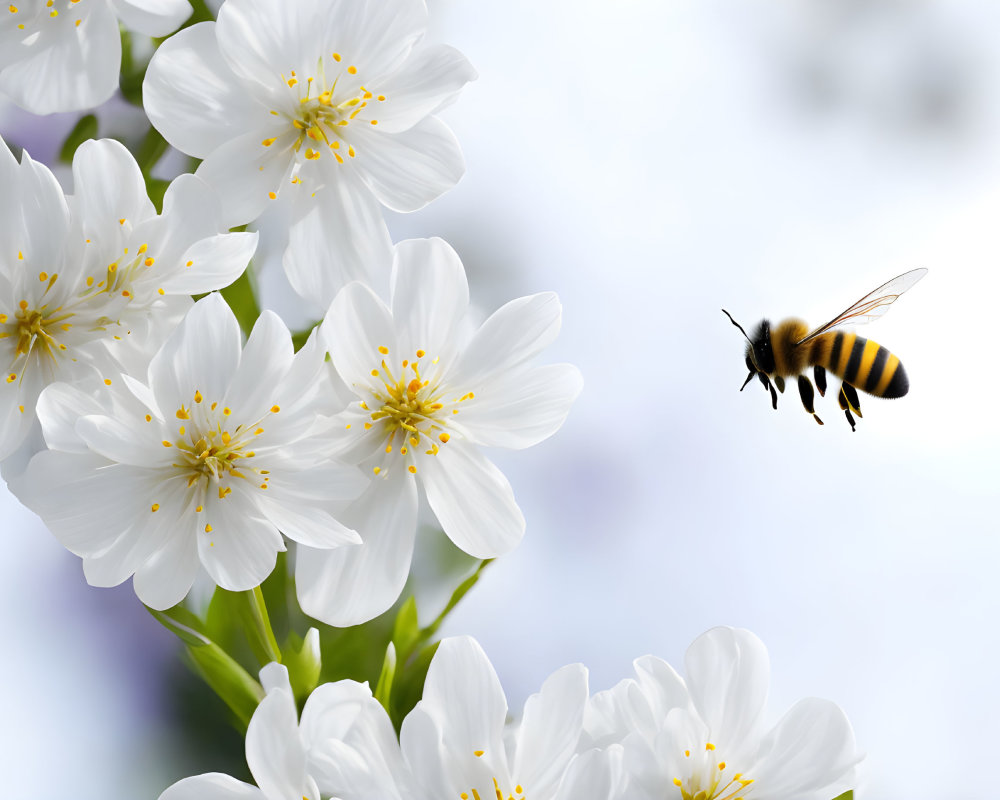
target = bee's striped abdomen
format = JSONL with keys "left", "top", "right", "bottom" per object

{"left": 810, "top": 331, "right": 909, "bottom": 398}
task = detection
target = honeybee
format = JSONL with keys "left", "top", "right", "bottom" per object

{"left": 722, "top": 268, "right": 927, "bottom": 431}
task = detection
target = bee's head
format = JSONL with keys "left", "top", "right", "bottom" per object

{"left": 722, "top": 310, "right": 775, "bottom": 390}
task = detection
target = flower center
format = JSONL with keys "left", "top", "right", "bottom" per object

{"left": 358, "top": 345, "right": 475, "bottom": 475}
{"left": 0, "top": 288, "right": 74, "bottom": 383}
{"left": 80, "top": 240, "right": 160, "bottom": 301}
{"left": 155, "top": 392, "right": 281, "bottom": 511}
{"left": 268, "top": 54, "right": 386, "bottom": 165}
{"left": 673, "top": 743, "right": 754, "bottom": 800}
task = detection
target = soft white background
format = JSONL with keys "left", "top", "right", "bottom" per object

{"left": 2, "top": 1, "right": 998, "bottom": 798}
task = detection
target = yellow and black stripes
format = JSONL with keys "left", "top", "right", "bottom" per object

{"left": 811, "top": 331, "right": 908, "bottom": 398}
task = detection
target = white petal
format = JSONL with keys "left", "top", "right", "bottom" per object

{"left": 35, "top": 382, "right": 105, "bottom": 454}
{"left": 420, "top": 441, "right": 524, "bottom": 558}
{"left": 196, "top": 129, "right": 292, "bottom": 228}
{"left": 0, "top": 2, "right": 120, "bottom": 114}
{"left": 148, "top": 293, "right": 242, "bottom": 412}
{"left": 246, "top": 672, "right": 307, "bottom": 800}
{"left": 295, "top": 469, "right": 417, "bottom": 626}
{"left": 371, "top": 44, "right": 477, "bottom": 134}
{"left": 132, "top": 511, "right": 201, "bottom": 610}
{"left": 197, "top": 488, "right": 284, "bottom": 591}
{"left": 752, "top": 698, "right": 859, "bottom": 800}
{"left": 513, "top": 664, "right": 589, "bottom": 796}
{"left": 75, "top": 414, "right": 159, "bottom": 466}
{"left": 454, "top": 364, "right": 582, "bottom": 450}
{"left": 404, "top": 636, "right": 508, "bottom": 787}
{"left": 352, "top": 116, "right": 465, "bottom": 212}
{"left": 112, "top": 0, "right": 192, "bottom": 37}
{"left": 16, "top": 451, "right": 142, "bottom": 556}
{"left": 162, "top": 230, "right": 258, "bottom": 294}
{"left": 158, "top": 773, "right": 265, "bottom": 800}
{"left": 446, "top": 293, "right": 562, "bottom": 389}
{"left": 72, "top": 139, "right": 155, "bottom": 243}
{"left": 222, "top": 310, "right": 293, "bottom": 419}
{"left": 301, "top": 680, "right": 408, "bottom": 798}
{"left": 144, "top": 22, "right": 262, "bottom": 157}
{"left": 322, "top": 281, "right": 398, "bottom": 394}
{"left": 553, "top": 747, "right": 625, "bottom": 800}
{"left": 684, "top": 627, "right": 769, "bottom": 753}
{"left": 256, "top": 491, "right": 361, "bottom": 550}
{"left": 390, "top": 237, "right": 468, "bottom": 363}
{"left": 283, "top": 172, "right": 393, "bottom": 313}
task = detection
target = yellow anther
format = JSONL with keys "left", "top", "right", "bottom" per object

{"left": 162, "top": 440, "right": 172, "bottom": 447}
{"left": 144, "top": 414, "right": 152, "bottom": 422}
{"left": 144, "top": 257, "right": 154, "bottom": 266}
{"left": 205, "top": 524, "right": 213, "bottom": 533}
{"left": 474, "top": 750, "right": 484, "bottom": 757}
{"left": 38, "top": 271, "right": 47, "bottom": 281}
{"left": 718, "top": 762, "right": 726, "bottom": 770}
{"left": 705, "top": 743, "right": 716, "bottom": 751}
{"left": 262, "top": 137, "right": 276, "bottom": 147}
{"left": 270, "top": 405, "right": 280, "bottom": 413}
{"left": 378, "top": 345, "right": 389, "bottom": 354}
{"left": 151, "top": 504, "right": 160, "bottom": 512}
{"left": 439, "top": 432, "right": 450, "bottom": 443}
{"left": 332, "top": 52, "right": 342, "bottom": 61}
{"left": 673, "top": 779, "right": 683, "bottom": 787}
{"left": 176, "top": 407, "right": 190, "bottom": 420}
{"left": 268, "top": 191, "right": 277, "bottom": 200}
{"left": 347, "top": 65, "right": 357, "bottom": 74}
{"left": 223, "top": 407, "right": 232, "bottom": 416}
{"left": 373, "top": 466, "right": 381, "bottom": 474}
{"left": 104, "top": 379, "right": 112, "bottom": 386}
{"left": 194, "top": 391, "right": 203, "bottom": 403}
{"left": 186, "top": 260, "right": 193, "bottom": 267}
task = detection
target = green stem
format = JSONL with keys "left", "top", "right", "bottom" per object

{"left": 241, "top": 586, "right": 283, "bottom": 667}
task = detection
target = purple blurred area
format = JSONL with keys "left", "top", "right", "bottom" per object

{"left": 4, "top": 2, "right": 1000, "bottom": 798}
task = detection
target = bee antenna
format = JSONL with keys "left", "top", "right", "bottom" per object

{"left": 721, "top": 309, "right": 752, "bottom": 343}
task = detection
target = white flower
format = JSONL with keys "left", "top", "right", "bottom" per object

{"left": 604, "top": 627, "right": 860, "bottom": 800}
{"left": 295, "top": 238, "right": 583, "bottom": 626}
{"left": 0, "top": 135, "right": 256, "bottom": 462}
{"left": 13, "top": 293, "right": 365, "bottom": 609}
{"left": 159, "top": 661, "right": 409, "bottom": 800}
{"left": 0, "top": 0, "right": 192, "bottom": 114}
{"left": 143, "top": 0, "right": 476, "bottom": 300}
{"left": 400, "top": 636, "right": 624, "bottom": 800}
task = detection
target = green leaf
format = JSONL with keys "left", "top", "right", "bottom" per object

{"left": 418, "top": 559, "right": 492, "bottom": 645}
{"left": 283, "top": 628, "right": 322, "bottom": 706}
{"left": 389, "top": 640, "right": 440, "bottom": 730}
{"left": 186, "top": 639, "right": 265, "bottom": 729}
{"left": 373, "top": 642, "right": 397, "bottom": 713}
{"left": 147, "top": 603, "right": 264, "bottom": 728}
{"left": 830, "top": 792, "right": 854, "bottom": 800}
{"left": 58, "top": 114, "right": 98, "bottom": 164}
{"left": 391, "top": 596, "right": 420, "bottom": 657}
{"left": 207, "top": 587, "right": 282, "bottom": 668}
{"left": 147, "top": 603, "right": 210, "bottom": 647}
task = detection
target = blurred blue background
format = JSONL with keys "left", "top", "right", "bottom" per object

{"left": 3, "top": 1, "right": 998, "bottom": 797}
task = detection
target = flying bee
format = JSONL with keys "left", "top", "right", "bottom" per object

{"left": 722, "top": 268, "right": 927, "bottom": 431}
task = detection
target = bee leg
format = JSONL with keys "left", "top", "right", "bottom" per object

{"left": 774, "top": 376, "right": 785, "bottom": 393}
{"left": 813, "top": 365, "right": 827, "bottom": 397}
{"left": 841, "top": 382, "right": 862, "bottom": 418}
{"left": 797, "top": 374, "right": 824, "bottom": 426}
{"left": 837, "top": 385, "right": 859, "bottom": 432}
{"left": 760, "top": 375, "right": 778, "bottom": 409}
{"left": 740, "top": 370, "right": 755, "bottom": 391}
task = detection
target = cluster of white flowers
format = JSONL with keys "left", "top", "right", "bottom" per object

{"left": 0, "top": 0, "right": 864, "bottom": 798}
{"left": 159, "top": 628, "right": 859, "bottom": 800}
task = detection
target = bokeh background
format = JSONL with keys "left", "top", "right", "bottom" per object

{"left": 2, "top": 0, "right": 998, "bottom": 797}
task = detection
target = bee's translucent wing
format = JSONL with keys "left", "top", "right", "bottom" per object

{"left": 795, "top": 268, "right": 927, "bottom": 346}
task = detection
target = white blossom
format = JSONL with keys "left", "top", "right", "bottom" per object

{"left": 295, "top": 238, "right": 583, "bottom": 626}
{"left": 593, "top": 627, "right": 861, "bottom": 800}
{"left": 0, "top": 135, "right": 256, "bottom": 463}
{"left": 13, "top": 293, "right": 365, "bottom": 609}
{"left": 0, "top": 0, "right": 192, "bottom": 114}
{"left": 143, "top": 0, "right": 476, "bottom": 302}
